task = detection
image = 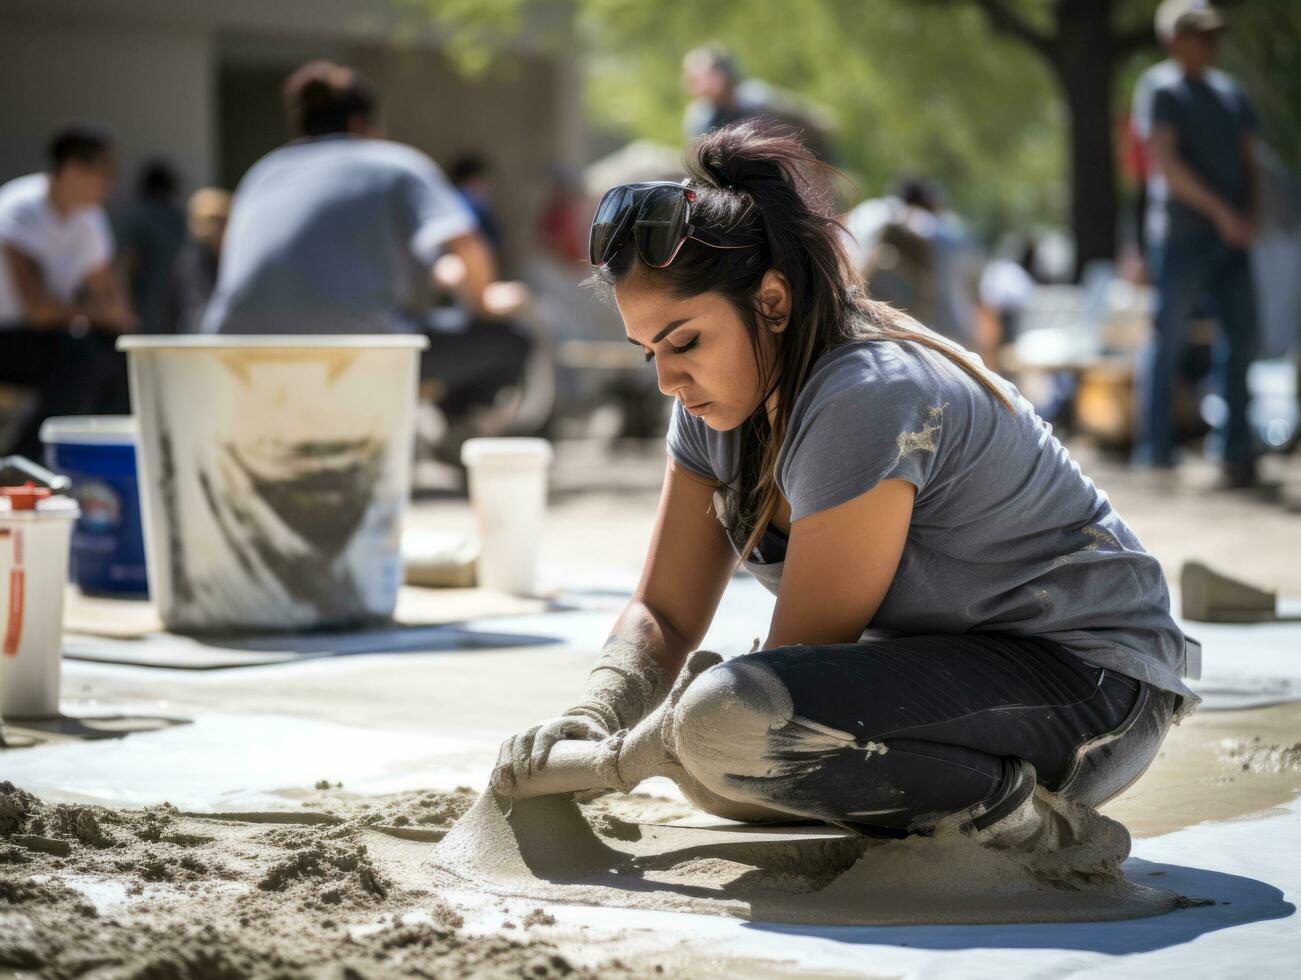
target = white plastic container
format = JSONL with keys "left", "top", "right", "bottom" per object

{"left": 119, "top": 335, "right": 427, "bottom": 633}
{"left": 0, "top": 487, "right": 78, "bottom": 718}
{"left": 461, "top": 438, "right": 553, "bottom": 595}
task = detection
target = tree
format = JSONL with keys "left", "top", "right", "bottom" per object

{"left": 576, "top": 0, "right": 1067, "bottom": 236}
{"left": 1214, "top": 0, "right": 1301, "bottom": 166}
{"left": 931, "top": 0, "right": 1160, "bottom": 275}
{"left": 408, "top": 0, "right": 1067, "bottom": 238}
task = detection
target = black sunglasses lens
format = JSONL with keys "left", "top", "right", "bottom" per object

{"left": 589, "top": 186, "right": 634, "bottom": 266}
{"left": 633, "top": 188, "right": 688, "bottom": 267}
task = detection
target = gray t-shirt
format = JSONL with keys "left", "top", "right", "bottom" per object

{"left": 1149, "top": 69, "right": 1258, "bottom": 244}
{"left": 667, "top": 336, "right": 1195, "bottom": 705}
{"left": 203, "top": 136, "right": 475, "bottom": 335}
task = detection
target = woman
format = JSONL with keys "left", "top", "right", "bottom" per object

{"left": 494, "top": 125, "right": 1196, "bottom": 861}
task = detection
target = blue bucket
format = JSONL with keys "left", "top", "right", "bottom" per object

{"left": 40, "top": 416, "right": 149, "bottom": 596}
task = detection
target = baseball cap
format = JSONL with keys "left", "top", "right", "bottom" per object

{"left": 1155, "top": 1, "right": 1226, "bottom": 45}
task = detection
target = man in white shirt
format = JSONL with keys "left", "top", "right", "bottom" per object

{"left": 0, "top": 125, "right": 135, "bottom": 459}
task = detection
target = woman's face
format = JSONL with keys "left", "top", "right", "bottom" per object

{"left": 615, "top": 270, "right": 783, "bottom": 432}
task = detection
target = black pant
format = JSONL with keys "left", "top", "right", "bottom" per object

{"left": 420, "top": 319, "right": 531, "bottom": 419}
{"left": 0, "top": 325, "right": 128, "bottom": 460}
{"left": 694, "top": 633, "right": 1173, "bottom": 836}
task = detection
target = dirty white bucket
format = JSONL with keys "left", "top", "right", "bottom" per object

{"left": 119, "top": 335, "right": 428, "bottom": 633}
{"left": 0, "top": 487, "right": 78, "bottom": 718}
{"left": 461, "top": 438, "right": 553, "bottom": 596}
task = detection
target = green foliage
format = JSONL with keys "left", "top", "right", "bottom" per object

{"left": 407, "top": 0, "right": 1064, "bottom": 235}
{"left": 404, "top": 0, "right": 1300, "bottom": 239}
{"left": 1218, "top": 0, "right": 1301, "bottom": 164}
{"left": 581, "top": 0, "right": 1066, "bottom": 234}
{"left": 396, "top": 0, "right": 528, "bottom": 75}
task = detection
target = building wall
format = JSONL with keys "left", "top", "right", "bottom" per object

{"left": 351, "top": 45, "right": 563, "bottom": 275}
{"left": 0, "top": 18, "right": 214, "bottom": 199}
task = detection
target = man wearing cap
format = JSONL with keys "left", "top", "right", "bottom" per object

{"left": 1136, "top": 1, "right": 1261, "bottom": 487}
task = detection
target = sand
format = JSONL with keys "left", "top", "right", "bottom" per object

{"left": 0, "top": 781, "right": 637, "bottom": 979}
{"left": 0, "top": 779, "right": 1183, "bottom": 979}
{"left": 427, "top": 789, "right": 1193, "bottom": 928}
{"left": 1103, "top": 702, "right": 1301, "bottom": 837}
{"left": 5, "top": 717, "right": 1300, "bottom": 976}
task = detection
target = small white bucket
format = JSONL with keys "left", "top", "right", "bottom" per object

{"left": 461, "top": 438, "right": 553, "bottom": 595}
{"left": 0, "top": 487, "right": 78, "bottom": 719}
{"left": 119, "top": 335, "right": 427, "bottom": 633}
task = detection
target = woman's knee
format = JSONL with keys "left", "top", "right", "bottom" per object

{"left": 669, "top": 657, "right": 795, "bottom": 790}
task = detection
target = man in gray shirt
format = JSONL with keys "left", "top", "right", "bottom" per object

{"left": 1134, "top": 3, "right": 1260, "bottom": 487}
{"left": 204, "top": 62, "right": 530, "bottom": 420}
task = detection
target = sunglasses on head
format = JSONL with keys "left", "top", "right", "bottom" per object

{"left": 588, "top": 180, "right": 757, "bottom": 268}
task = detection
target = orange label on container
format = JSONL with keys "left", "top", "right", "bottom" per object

{"left": 3, "top": 568, "right": 22, "bottom": 656}
{"left": 3, "top": 527, "right": 23, "bottom": 656}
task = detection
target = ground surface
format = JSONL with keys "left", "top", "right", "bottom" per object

{"left": 2, "top": 437, "right": 1299, "bottom": 978}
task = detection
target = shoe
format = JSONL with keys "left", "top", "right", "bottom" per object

{"left": 966, "top": 762, "right": 1131, "bottom": 884}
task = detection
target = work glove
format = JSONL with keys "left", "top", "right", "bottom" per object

{"left": 490, "top": 638, "right": 671, "bottom": 794}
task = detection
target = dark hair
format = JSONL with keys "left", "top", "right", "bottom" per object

{"left": 283, "top": 61, "right": 376, "bottom": 137}
{"left": 47, "top": 124, "right": 113, "bottom": 172}
{"left": 593, "top": 123, "right": 1011, "bottom": 561}
{"left": 450, "top": 154, "right": 490, "bottom": 185}
{"left": 896, "top": 175, "right": 941, "bottom": 213}
{"left": 138, "top": 159, "right": 179, "bottom": 199}
{"left": 686, "top": 44, "right": 741, "bottom": 87}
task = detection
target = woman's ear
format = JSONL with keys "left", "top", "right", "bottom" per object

{"left": 756, "top": 269, "right": 791, "bottom": 332}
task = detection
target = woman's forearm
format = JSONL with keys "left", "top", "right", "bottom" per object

{"left": 612, "top": 598, "right": 700, "bottom": 677}
{"left": 563, "top": 600, "right": 695, "bottom": 732}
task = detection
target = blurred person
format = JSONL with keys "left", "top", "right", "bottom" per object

{"left": 682, "top": 45, "right": 761, "bottom": 140}
{"left": 169, "top": 187, "right": 231, "bottom": 334}
{"left": 118, "top": 159, "right": 186, "bottom": 334}
{"left": 682, "top": 45, "right": 832, "bottom": 161}
{"left": 1130, "top": 0, "right": 1218, "bottom": 265}
{"left": 979, "top": 234, "right": 1037, "bottom": 348}
{"left": 450, "top": 154, "right": 505, "bottom": 257}
{"left": 203, "top": 61, "right": 530, "bottom": 432}
{"left": 536, "top": 165, "right": 588, "bottom": 266}
{"left": 493, "top": 125, "right": 1191, "bottom": 869}
{"left": 843, "top": 178, "right": 975, "bottom": 347}
{"left": 0, "top": 124, "right": 135, "bottom": 459}
{"left": 1135, "top": 2, "right": 1261, "bottom": 487}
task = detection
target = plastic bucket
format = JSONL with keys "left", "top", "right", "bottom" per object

{"left": 0, "top": 487, "right": 78, "bottom": 719}
{"left": 40, "top": 415, "right": 149, "bottom": 596}
{"left": 118, "top": 335, "right": 428, "bottom": 633}
{"left": 461, "top": 438, "right": 553, "bottom": 595}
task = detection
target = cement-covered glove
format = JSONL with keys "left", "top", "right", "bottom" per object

{"left": 490, "top": 638, "right": 672, "bottom": 794}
